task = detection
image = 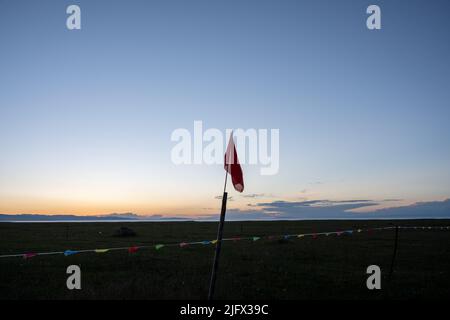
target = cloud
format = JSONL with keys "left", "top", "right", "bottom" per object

{"left": 199, "top": 199, "right": 377, "bottom": 220}
{"left": 100, "top": 212, "right": 139, "bottom": 218}
{"left": 215, "top": 195, "right": 234, "bottom": 201}
{"left": 242, "top": 193, "right": 266, "bottom": 198}
{"left": 200, "top": 198, "right": 450, "bottom": 220}
{"left": 253, "top": 199, "right": 378, "bottom": 219}
{"left": 199, "top": 208, "right": 278, "bottom": 221}
{"left": 370, "top": 199, "right": 450, "bottom": 218}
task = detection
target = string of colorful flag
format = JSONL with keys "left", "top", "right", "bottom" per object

{"left": 0, "top": 225, "right": 449, "bottom": 260}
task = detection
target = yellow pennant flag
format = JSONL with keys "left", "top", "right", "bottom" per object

{"left": 95, "top": 249, "right": 109, "bottom": 253}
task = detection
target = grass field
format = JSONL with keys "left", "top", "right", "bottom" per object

{"left": 1, "top": 220, "right": 450, "bottom": 300}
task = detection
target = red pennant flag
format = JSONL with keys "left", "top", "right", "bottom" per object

{"left": 128, "top": 246, "right": 138, "bottom": 253}
{"left": 224, "top": 133, "right": 244, "bottom": 192}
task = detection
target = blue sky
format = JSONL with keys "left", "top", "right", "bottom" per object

{"left": 0, "top": 0, "right": 449, "bottom": 217}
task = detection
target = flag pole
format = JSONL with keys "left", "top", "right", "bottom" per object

{"left": 208, "top": 163, "right": 229, "bottom": 300}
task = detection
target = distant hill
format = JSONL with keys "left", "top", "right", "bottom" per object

{"left": 0, "top": 213, "right": 192, "bottom": 222}
{"left": 0, "top": 214, "right": 137, "bottom": 222}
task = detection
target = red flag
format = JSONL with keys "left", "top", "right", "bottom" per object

{"left": 224, "top": 133, "right": 244, "bottom": 192}
{"left": 128, "top": 246, "right": 138, "bottom": 253}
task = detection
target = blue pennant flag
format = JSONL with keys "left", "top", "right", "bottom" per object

{"left": 64, "top": 250, "right": 78, "bottom": 256}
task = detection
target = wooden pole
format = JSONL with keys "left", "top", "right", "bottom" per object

{"left": 208, "top": 170, "right": 229, "bottom": 300}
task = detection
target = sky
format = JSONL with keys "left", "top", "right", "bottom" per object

{"left": 0, "top": 0, "right": 449, "bottom": 218}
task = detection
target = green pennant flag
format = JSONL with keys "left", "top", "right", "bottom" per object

{"left": 155, "top": 244, "right": 164, "bottom": 250}
{"left": 252, "top": 237, "right": 260, "bottom": 241}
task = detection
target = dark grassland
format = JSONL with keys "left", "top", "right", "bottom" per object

{"left": 0, "top": 220, "right": 449, "bottom": 299}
